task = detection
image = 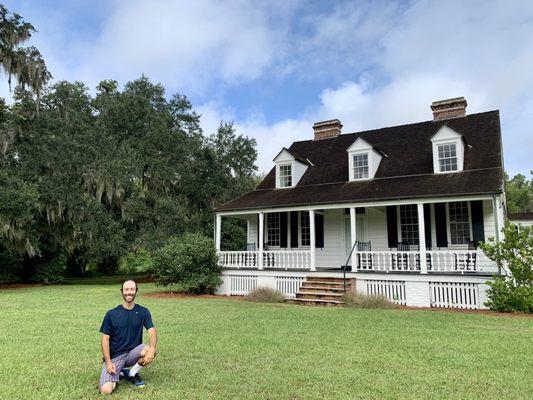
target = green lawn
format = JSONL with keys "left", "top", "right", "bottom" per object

{"left": 1, "top": 283, "right": 532, "bottom": 400}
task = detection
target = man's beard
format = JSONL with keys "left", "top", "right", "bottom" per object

{"left": 122, "top": 293, "right": 136, "bottom": 303}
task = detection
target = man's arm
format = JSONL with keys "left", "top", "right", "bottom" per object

{"left": 141, "top": 328, "right": 157, "bottom": 366}
{"left": 101, "top": 334, "right": 116, "bottom": 374}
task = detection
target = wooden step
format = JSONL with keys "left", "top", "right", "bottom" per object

{"left": 306, "top": 277, "right": 351, "bottom": 283}
{"left": 286, "top": 298, "right": 344, "bottom": 306}
{"left": 299, "top": 285, "right": 347, "bottom": 292}
{"left": 296, "top": 292, "right": 344, "bottom": 301}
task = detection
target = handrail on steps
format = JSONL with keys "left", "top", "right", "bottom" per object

{"left": 342, "top": 240, "right": 358, "bottom": 292}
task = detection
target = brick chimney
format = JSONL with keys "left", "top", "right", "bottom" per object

{"left": 430, "top": 97, "right": 467, "bottom": 120}
{"left": 313, "top": 119, "right": 342, "bottom": 140}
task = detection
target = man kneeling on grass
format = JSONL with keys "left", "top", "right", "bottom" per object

{"left": 99, "top": 279, "right": 158, "bottom": 395}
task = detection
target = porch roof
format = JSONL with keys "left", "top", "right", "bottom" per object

{"left": 215, "top": 167, "right": 502, "bottom": 211}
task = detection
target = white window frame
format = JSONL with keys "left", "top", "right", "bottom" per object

{"left": 436, "top": 142, "right": 458, "bottom": 173}
{"left": 277, "top": 163, "right": 293, "bottom": 188}
{"left": 397, "top": 204, "right": 419, "bottom": 246}
{"left": 348, "top": 151, "right": 372, "bottom": 181}
{"left": 299, "top": 211, "right": 311, "bottom": 247}
{"left": 352, "top": 153, "right": 369, "bottom": 180}
{"left": 430, "top": 128, "right": 464, "bottom": 174}
{"left": 446, "top": 202, "right": 473, "bottom": 247}
{"left": 266, "top": 212, "right": 281, "bottom": 248}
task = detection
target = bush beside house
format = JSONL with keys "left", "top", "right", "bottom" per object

{"left": 151, "top": 233, "right": 222, "bottom": 294}
{"left": 481, "top": 221, "right": 533, "bottom": 312}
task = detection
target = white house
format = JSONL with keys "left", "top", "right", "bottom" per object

{"left": 213, "top": 97, "right": 506, "bottom": 309}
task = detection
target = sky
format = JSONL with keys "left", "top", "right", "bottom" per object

{"left": 3, "top": 0, "right": 533, "bottom": 176}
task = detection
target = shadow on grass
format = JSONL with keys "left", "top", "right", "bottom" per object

{"left": 63, "top": 274, "right": 151, "bottom": 285}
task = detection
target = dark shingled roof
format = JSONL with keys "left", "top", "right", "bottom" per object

{"left": 216, "top": 110, "right": 504, "bottom": 212}
{"left": 508, "top": 213, "right": 533, "bottom": 220}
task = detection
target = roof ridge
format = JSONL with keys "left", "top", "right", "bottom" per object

{"left": 290, "top": 110, "right": 500, "bottom": 145}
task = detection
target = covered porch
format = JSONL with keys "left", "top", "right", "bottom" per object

{"left": 215, "top": 194, "right": 505, "bottom": 276}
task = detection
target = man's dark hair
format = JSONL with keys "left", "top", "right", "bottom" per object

{"left": 121, "top": 279, "right": 138, "bottom": 292}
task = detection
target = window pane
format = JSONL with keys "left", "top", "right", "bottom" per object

{"left": 267, "top": 213, "right": 280, "bottom": 246}
{"left": 353, "top": 154, "right": 369, "bottom": 179}
{"left": 437, "top": 143, "right": 458, "bottom": 172}
{"left": 300, "top": 212, "right": 310, "bottom": 246}
{"left": 279, "top": 164, "right": 292, "bottom": 187}
{"left": 400, "top": 204, "right": 419, "bottom": 245}
{"left": 449, "top": 202, "right": 470, "bottom": 244}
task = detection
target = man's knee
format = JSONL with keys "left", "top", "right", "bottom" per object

{"left": 100, "top": 382, "right": 115, "bottom": 395}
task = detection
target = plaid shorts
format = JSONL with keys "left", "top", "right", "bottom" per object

{"left": 99, "top": 344, "right": 145, "bottom": 388}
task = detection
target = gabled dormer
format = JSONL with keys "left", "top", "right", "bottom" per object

{"left": 273, "top": 148, "right": 311, "bottom": 189}
{"left": 430, "top": 125, "right": 465, "bottom": 174}
{"left": 346, "top": 137, "right": 384, "bottom": 181}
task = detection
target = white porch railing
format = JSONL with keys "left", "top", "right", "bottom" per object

{"left": 427, "top": 251, "right": 479, "bottom": 273}
{"left": 356, "top": 250, "right": 494, "bottom": 274}
{"left": 356, "top": 251, "right": 421, "bottom": 272}
{"left": 218, "top": 250, "right": 311, "bottom": 270}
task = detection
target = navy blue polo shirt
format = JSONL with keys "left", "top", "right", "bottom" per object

{"left": 100, "top": 304, "right": 154, "bottom": 358}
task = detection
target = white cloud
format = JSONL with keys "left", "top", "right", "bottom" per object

{"left": 78, "top": 0, "right": 293, "bottom": 94}
{"left": 221, "top": 0, "right": 533, "bottom": 175}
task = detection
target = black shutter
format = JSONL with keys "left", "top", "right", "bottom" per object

{"left": 280, "top": 212, "right": 288, "bottom": 248}
{"left": 424, "top": 204, "right": 432, "bottom": 248}
{"left": 386, "top": 206, "right": 398, "bottom": 248}
{"left": 290, "top": 211, "right": 299, "bottom": 248}
{"left": 434, "top": 203, "right": 448, "bottom": 248}
{"left": 315, "top": 212, "right": 324, "bottom": 248}
{"left": 470, "top": 200, "right": 485, "bottom": 242}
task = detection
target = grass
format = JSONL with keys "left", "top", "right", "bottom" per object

{"left": 1, "top": 282, "right": 532, "bottom": 399}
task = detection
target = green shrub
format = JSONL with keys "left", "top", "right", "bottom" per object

{"left": 245, "top": 287, "right": 285, "bottom": 303}
{"left": 0, "top": 247, "right": 24, "bottom": 284}
{"left": 151, "top": 233, "right": 222, "bottom": 294}
{"left": 481, "top": 221, "right": 533, "bottom": 312}
{"left": 342, "top": 290, "right": 398, "bottom": 309}
{"left": 119, "top": 249, "right": 154, "bottom": 274}
{"left": 32, "top": 256, "right": 66, "bottom": 284}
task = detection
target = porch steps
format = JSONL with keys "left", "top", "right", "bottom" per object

{"left": 286, "top": 277, "right": 355, "bottom": 307}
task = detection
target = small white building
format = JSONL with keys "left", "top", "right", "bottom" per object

{"left": 214, "top": 97, "right": 506, "bottom": 309}
{"left": 508, "top": 213, "right": 533, "bottom": 228}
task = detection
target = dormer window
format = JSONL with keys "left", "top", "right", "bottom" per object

{"left": 437, "top": 143, "right": 458, "bottom": 172}
{"left": 431, "top": 126, "right": 465, "bottom": 174}
{"left": 353, "top": 153, "right": 369, "bottom": 179}
{"left": 273, "top": 148, "right": 310, "bottom": 189}
{"left": 346, "top": 137, "right": 384, "bottom": 181}
{"left": 279, "top": 164, "right": 292, "bottom": 187}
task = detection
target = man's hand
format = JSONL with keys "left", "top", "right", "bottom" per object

{"left": 106, "top": 361, "right": 117, "bottom": 375}
{"left": 141, "top": 348, "right": 156, "bottom": 366}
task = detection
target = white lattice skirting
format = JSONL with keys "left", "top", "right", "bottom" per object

{"left": 364, "top": 280, "right": 407, "bottom": 305}
{"left": 429, "top": 282, "right": 479, "bottom": 309}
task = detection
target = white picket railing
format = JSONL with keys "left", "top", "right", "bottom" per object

{"left": 364, "top": 279, "right": 407, "bottom": 305}
{"left": 427, "top": 251, "right": 479, "bottom": 273}
{"left": 263, "top": 251, "right": 311, "bottom": 269}
{"left": 276, "top": 276, "right": 305, "bottom": 298}
{"left": 218, "top": 251, "right": 259, "bottom": 269}
{"left": 229, "top": 275, "right": 257, "bottom": 295}
{"left": 356, "top": 251, "right": 421, "bottom": 272}
{"left": 430, "top": 282, "right": 479, "bottom": 309}
{"left": 218, "top": 250, "right": 311, "bottom": 270}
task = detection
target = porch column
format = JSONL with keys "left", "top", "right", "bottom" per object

{"left": 309, "top": 210, "right": 316, "bottom": 271}
{"left": 417, "top": 203, "right": 428, "bottom": 274}
{"left": 492, "top": 195, "right": 502, "bottom": 274}
{"left": 350, "top": 207, "right": 357, "bottom": 268}
{"left": 215, "top": 214, "right": 222, "bottom": 251}
{"left": 258, "top": 212, "right": 264, "bottom": 270}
